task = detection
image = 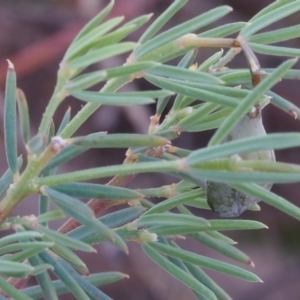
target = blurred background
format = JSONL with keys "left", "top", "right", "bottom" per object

{"left": 0, "top": 0, "right": 300, "bottom": 299}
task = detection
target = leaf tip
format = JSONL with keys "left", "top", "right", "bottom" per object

{"left": 248, "top": 259, "right": 255, "bottom": 267}
{"left": 6, "top": 59, "right": 14, "bottom": 70}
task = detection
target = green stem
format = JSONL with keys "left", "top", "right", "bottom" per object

{"left": 38, "top": 69, "right": 70, "bottom": 136}
{"left": 0, "top": 147, "right": 55, "bottom": 223}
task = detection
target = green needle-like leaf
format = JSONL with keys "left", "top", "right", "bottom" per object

{"left": 37, "top": 210, "right": 65, "bottom": 224}
{"left": 142, "top": 244, "right": 218, "bottom": 300}
{"left": 43, "top": 187, "right": 94, "bottom": 218}
{"left": 206, "top": 231, "right": 237, "bottom": 245}
{"left": 137, "top": 213, "right": 210, "bottom": 228}
{"left": 231, "top": 183, "right": 300, "bottom": 220}
{"left": 149, "top": 242, "right": 261, "bottom": 282}
{"left": 59, "top": 258, "right": 113, "bottom": 300}
{"left": 145, "top": 75, "right": 238, "bottom": 108}
{"left": 135, "top": 6, "right": 232, "bottom": 58}
{"left": 51, "top": 242, "right": 89, "bottom": 275}
{"left": 71, "top": 90, "right": 160, "bottom": 106}
{"left": 208, "top": 58, "right": 297, "bottom": 146}
{"left": 4, "top": 60, "right": 18, "bottom": 175}
{"left": 68, "top": 206, "right": 145, "bottom": 242}
{"left": 138, "top": 0, "right": 188, "bottom": 44}
{"left": 38, "top": 160, "right": 181, "bottom": 187}
{"left": 0, "top": 231, "right": 43, "bottom": 248}
{"left": 65, "top": 61, "right": 158, "bottom": 93}
{"left": 70, "top": 0, "right": 115, "bottom": 44}
{"left": 27, "top": 255, "right": 58, "bottom": 300}
{"left": 249, "top": 24, "right": 300, "bottom": 44}
{"left": 207, "top": 220, "right": 268, "bottom": 231}
{"left": 38, "top": 250, "right": 91, "bottom": 300}
{"left": 5, "top": 241, "right": 54, "bottom": 262}
{"left": 38, "top": 225, "right": 96, "bottom": 253}
{"left": 184, "top": 262, "right": 232, "bottom": 300}
{"left": 65, "top": 16, "right": 125, "bottom": 61}
{"left": 250, "top": 43, "right": 300, "bottom": 57}
{"left": 191, "top": 233, "right": 253, "bottom": 265}
{"left": 0, "top": 260, "right": 34, "bottom": 278}
{"left": 52, "top": 182, "right": 142, "bottom": 200}
{"left": 68, "top": 133, "right": 169, "bottom": 149}
{"left": 0, "top": 242, "right": 53, "bottom": 256}
{"left": 0, "top": 156, "right": 22, "bottom": 198}
{"left": 41, "top": 144, "right": 91, "bottom": 174}
{"left": 21, "top": 272, "right": 127, "bottom": 299}
{"left": 43, "top": 187, "right": 128, "bottom": 251}
{"left": 199, "top": 22, "right": 247, "bottom": 38}
{"left": 198, "top": 50, "right": 224, "bottom": 72}
{"left": 241, "top": 1, "right": 300, "bottom": 37}
{"left": 146, "top": 64, "right": 223, "bottom": 84}
{"left": 267, "top": 91, "right": 300, "bottom": 119}
{"left": 17, "top": 88, "right": 30, "bottom": 144}
{"left": 143, "top": 189, "right": 202, "bottom": 215}
{"left": 188, "top": 133, "right": 300, "bottom": 165}
{"left": 0, "top": 276, "right": 32, "bottom": 300}
{"left": 57, "top": 107, "right": 71, "bottom": 135}
{"left": 67, "top": 42, "right": 137, "bottom": 70}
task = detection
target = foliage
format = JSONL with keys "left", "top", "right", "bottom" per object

{"left": 1, "top": 0, "right": 300, "bottom": 299}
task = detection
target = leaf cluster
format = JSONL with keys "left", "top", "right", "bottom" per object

{"left": 1, "top": 0, "right": 300, "bottom": 299}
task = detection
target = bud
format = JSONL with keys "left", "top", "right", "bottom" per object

{"left": 206, "top": 106, "right": 275, "bottom": 217}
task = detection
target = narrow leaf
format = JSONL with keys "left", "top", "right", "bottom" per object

{"left": 146, "top": 64, "right": 223, "bottom": 84}
{"left": 241, "top": 1, "right": 300, "bottom": 37}
{"left": 208, "top": 58, "right": 297, "bottom": 146}
{"left": 149, "top": 242, "right": 261, "bottom": 282}
{"left": 0, "top": 231, "right": 43, "bottom": 248}
{"left": 4, "top": 60, "right": 18, "bottom": 175}
{"left": 68, "top": 133, "right": 169, "bottom": 149}
{"left": 57, "top": 107, "right": 71, "bottom": 135}
{"left": 51, "top": 243, "right": 89, "bottom": 275}
{"left": 184, "top": 262, "right": 232, "bottom": 300}
{"left": 17, "top": 88, "right": 30, "bottom": 144}
{"left": 71, "top": 90, "right": 156, "bottom": 105}
{"left": 0, "top": 260, "right": 34, "bottom": 278}
{"left": 144, "top": 189, "right": 203, "bottom": 215}
{"left": 67, "top": 42, "right": 137, "bottom": 70}
{"left": 52, "top": 182, "right": 142, "bottom": 200}
{"left": 231, "top": 182, "right": 300, "bottom": 220}
{"left": 142, "top": 244, "right": 217, "bottom": 300}
{"left": 21, "top": 272, "right": 127, "bottom": 299}
{"left": 43, "top": 186, "right": 94, "bottom": 218}
{"left": 250, "top": 43, "right": 300, "bottom": 57}
{"left": 249, "top": 24, "right": 300, "bottom": 44}
{"left": 208, "top": 220, "right": 268, "bottom": 231}
{"left": 0, "top": 156, "right": 22, "bottom": 197}
{"left": 199, "top": 22, "right": 247, "bottom": 38}
{"left": 138, "top": 0, "right": 188, "bottom": 44}
{"left": 27, "top": 254, "right": 58, "bottom": 300}
{"left": 0, "top": 276, "right": 32, "bottom": 300}
{"left": 0, "top": 242, "right": 53, "bottom": 256}
{"left": 145, "top": 74, "right": 238, "bottom": 108}
{"left": 137, "top": 213, "right": 210, "bottom": 227}
{"left": 136, "top": 6, "right": 232, "bottom": 58}
{"left": 68, "top": 206, "right": 145, "bottom": 242}
{"left": 37, "top": 210, "right": 65, "bottom": 224}
{"left": 191, "top": 233, "right": 253, "bottom": 265}
{"left": 38, "top": 225, "right": 96, "bottom": 252}
{"left": 38, "top": 250, "right": 91, "bottom": 300}
{"left": 70, "top": 0, "right": 115, "bottom": 44}
{"left": 59, "top": 258, "right": 113, "bottom": 300}
{"left": 188, "top": 133, "right": 300, "bottom": 165}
